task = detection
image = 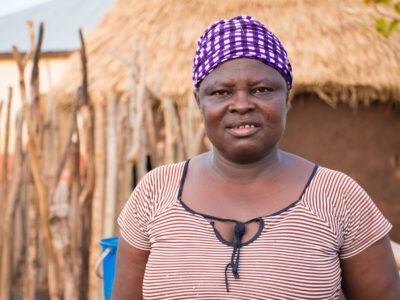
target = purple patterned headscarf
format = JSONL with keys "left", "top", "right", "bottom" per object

{"left": 193, "top": 15, "right": 293, "bottom": 90}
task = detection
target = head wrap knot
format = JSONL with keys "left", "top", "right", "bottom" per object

{"left": 192, "top": 15, "right": 293, "bottom": 89}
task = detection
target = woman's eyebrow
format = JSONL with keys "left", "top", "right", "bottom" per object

{"left": 248, "top": 77, "right": 275, "bottom": 85}
{"left": 203, "top": 79, "right": 235, "bottom": 89}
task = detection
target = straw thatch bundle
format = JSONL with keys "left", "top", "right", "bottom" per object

{"left": 55, "top": 0, "right": 400, "bottom": 107}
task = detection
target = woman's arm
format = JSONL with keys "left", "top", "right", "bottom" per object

{"left": 341, "top": 235, "right": 400, "bottom": 300}
{"left": 111, "top": 236, "right": 150, "bottom": 300}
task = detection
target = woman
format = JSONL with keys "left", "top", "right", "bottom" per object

{"left": 112, "top": 16, "right": 400, "bottom": 299}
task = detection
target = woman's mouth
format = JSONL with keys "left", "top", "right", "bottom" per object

{"left": 234, "top": 124, "right": 256, "bottom": 129}
{"left": 227, "top": 123, "right": 259, "bottom": 136}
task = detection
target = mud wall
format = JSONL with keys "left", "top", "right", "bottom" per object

{"left": 281, "top": 96, "right": 400, "bottom": 242}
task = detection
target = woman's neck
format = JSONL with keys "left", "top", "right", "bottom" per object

{"left": 205, "top": 149, "right": 286, "bottom": 184}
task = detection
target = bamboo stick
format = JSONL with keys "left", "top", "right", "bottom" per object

{"left": 23, "top": 186, "right": 39, "bottom": 300}
{"left": 52, "top": 88, "right": 80, "bottom": 197}
{"left": 122, "top": 94, "right": 133, "bottom": 200}
{"left": 136, "top": 45, "right": 147, "bottom": 179}
{"left": 0, "top": 87, "right": 13, "bottom": 300}
{"left": 77, "top": 102, "right": 95, "bottom": 300}
{"left": 162, "top": 97, "right": 174, "bottom": 164}
{"left": 43, "top": 60, "right": 56, "bottom": 180}
{"left": 77, "top": 103, "right": 95, "bottom": 210}
{"left": 144, "top": 94, "right": 157, "bottom": 166}
{"left": 27, "top": 21, "right": 44, "bottom": 298}
{"left": 162, "top": 97, "right": 186, "bottom": 163}
{"left": 71, "top": 28, "right": 96, "bottom": 299}
{"left": 25, "top": 66, "right": 61, "bottom": 298}
{"left": 50, "top": 165, "right": 77, "bottom": 299}
{"left": 1, "top": 87, "right": 12, "bottom": 206}
{"left": 109, "top": 41, "right": 138, "bottom": 207}
{"left": 0, "top": 99, "right": 4, "bottom": 154}
{"left": 88, "top": 101, "right": 107, "bottom": 300}
{"left": 0, "top": 90, "right": 12, "bottom": 211}
{"left": 0, "top": 99, "right": 3, "bottom": 121}
{"left": 50, "top": 95, "right": 79, "bottom": 298}
{"left": 68, "top": 121, "right": 81, "bottom": 297}
{"left": 117, "top": 96, "right": 128, "bottom": 213}
{"left": 14, "top": 22, "right": 60, "bottom": 299}
{"left": 10, "top": 44, "right": 36, "bottom": 299}
{"left": 126, "top": 42, "right": 146, "bottom": 170}
{"left": 186, "top": 96, "right": 205, "bottom": 157}
{"left": 105, "top": 92, "right": 118, "bottom": 238}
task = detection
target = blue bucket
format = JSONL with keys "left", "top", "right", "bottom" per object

{"left": 98, "top": 236, "right": 119, "bottom": 300}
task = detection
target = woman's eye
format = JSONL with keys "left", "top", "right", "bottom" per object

{"left": 213, "top": 90, "right": 230, "bottom": 96}
{"left": 253, "top": 87, "right": 272, "bottom": 94}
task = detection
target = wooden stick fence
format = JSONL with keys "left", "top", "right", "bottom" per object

{"left": 0, "top": 22, "right": 207, "bottom": 299}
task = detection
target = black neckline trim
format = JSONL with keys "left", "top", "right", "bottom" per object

{"left": 177, "top": 159, "right": 319, "bottom": 244}
{"left": 178, "top": 159, "right": 318, "bottom": 212}
{"left": 212, "top": 218, "right": 265, "bottom": 247}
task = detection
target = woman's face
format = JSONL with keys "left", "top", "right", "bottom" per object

{"left": 195, "top": 58, "right": 289, "bottom": 163}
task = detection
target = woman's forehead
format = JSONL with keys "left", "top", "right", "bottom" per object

{"left": 201, "top": 58, "right": 287, "bottom": 87}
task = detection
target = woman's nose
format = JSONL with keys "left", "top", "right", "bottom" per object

{"left": 228, "top": 91, "right": 255, "bottom": 114}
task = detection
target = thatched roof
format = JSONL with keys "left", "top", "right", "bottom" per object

{"left": 56, "top": 0, "right": 400, "bottom": 107}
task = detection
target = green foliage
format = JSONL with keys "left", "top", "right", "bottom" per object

{"left": 375, "top": 18, "right": 399, "bottom": 36}
{"left": 364, "top": 0, "right": 400, "bottom": 36}
{"left": 394, "top": 2, "right": 400, "bottom": 13}
{"left": 364, "top": 0, "right": 392, "bottom": 4}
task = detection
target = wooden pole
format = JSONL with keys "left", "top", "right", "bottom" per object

{"left": 11, "top": 45, "right": 35, "bottom": 300}
{"left": 76, "top": 28, "right": 96, "bottom": 300}
{"left": 0, "top": 99, "right": 4, "bottom": 152}
{"left": 68, "top": 116, "right": 82, "bottom": 297}
{"left": 184, "top": 95, "right": 205, "bottom": 157}
{"left": 88, "top": 101, "right": 107, "bottom": 300}
{"left": 136, "top": 43, "right": 147, "bottom": 179}
{"left": 124, "top": 41, "right": 147, "bottom": 180}
{"left": 1, "top": 110, "right": 24, "bottom": 296}
{"left": 144, "top": 94, "right": 157, "bottom": 166}
{"left": 14, "top": 22, "right": 60, "bottom": 300}
{"left": 1, "top": 87, "right": 12, "bottom": 208}
{"left": 117, "top": 96, "right": 128, "bottom": 213}
{"left": 105, "top": 92, "right": 118, "bottom": 238}
{"left": 162, "top": 97, "right": 186, "bottom": 164}
{"left": 0, "top": 87, "right": 13, "bottom": 299}
{"left": 47, "top": 86, "right": 80, "bottom": 299}
{"left": 43, "top": 57, "right": 57, "bottom": 180}
{"left": 23, "top": 186, "right": 39, "bottom": 300}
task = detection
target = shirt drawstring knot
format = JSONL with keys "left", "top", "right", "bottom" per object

{"left": 224, "top": 222, "right": 246, "bottom": 292}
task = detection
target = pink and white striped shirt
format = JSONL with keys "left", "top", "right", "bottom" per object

{"left": 118, "top": 160, "right": 391, "bottom": 299}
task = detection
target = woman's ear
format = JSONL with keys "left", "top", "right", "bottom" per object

{"left": 285, "top": 91, "right": 292, "bottom": 111}
{"left": 194, "top": 88, "right": 200, "bottom": 108}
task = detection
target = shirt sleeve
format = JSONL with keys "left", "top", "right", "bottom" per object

{"left": 339, "top": 175, "right": 392, "bottom": 259}
{"left": 117, "top": 173, "right": 153, "bottom": 251}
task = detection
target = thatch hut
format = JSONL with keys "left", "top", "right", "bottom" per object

{"left": 54, "top": 0, "right": 400, "bottom": 242}
{"left": 2, "top": 1, "right": 396, "bottom": 298}
{"left": 49, "top": 0, "right": 400, "bottom": 297}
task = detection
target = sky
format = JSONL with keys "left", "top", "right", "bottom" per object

{"left": 0, "top": 0, "right": 51, "bottom": 17}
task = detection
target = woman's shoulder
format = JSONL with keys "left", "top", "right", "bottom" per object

{"left": 129, "top": 160, "right": 188, "bottom": 210}
{"left": 307, "top": 165, "right": 372, "bottom": 211}
{"left": 142, "top": 160, "right": 188, "bottom": 183}
{"left": 314, "top": 165, "right": 361, "bottom": 190}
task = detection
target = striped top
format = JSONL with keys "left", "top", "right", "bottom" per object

{"left": 118, "top": 160, "right": 391, "bottom": 299}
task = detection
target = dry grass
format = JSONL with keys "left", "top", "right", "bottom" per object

{"left": 55, "top": 0, "right": 400, "bottom": 107}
